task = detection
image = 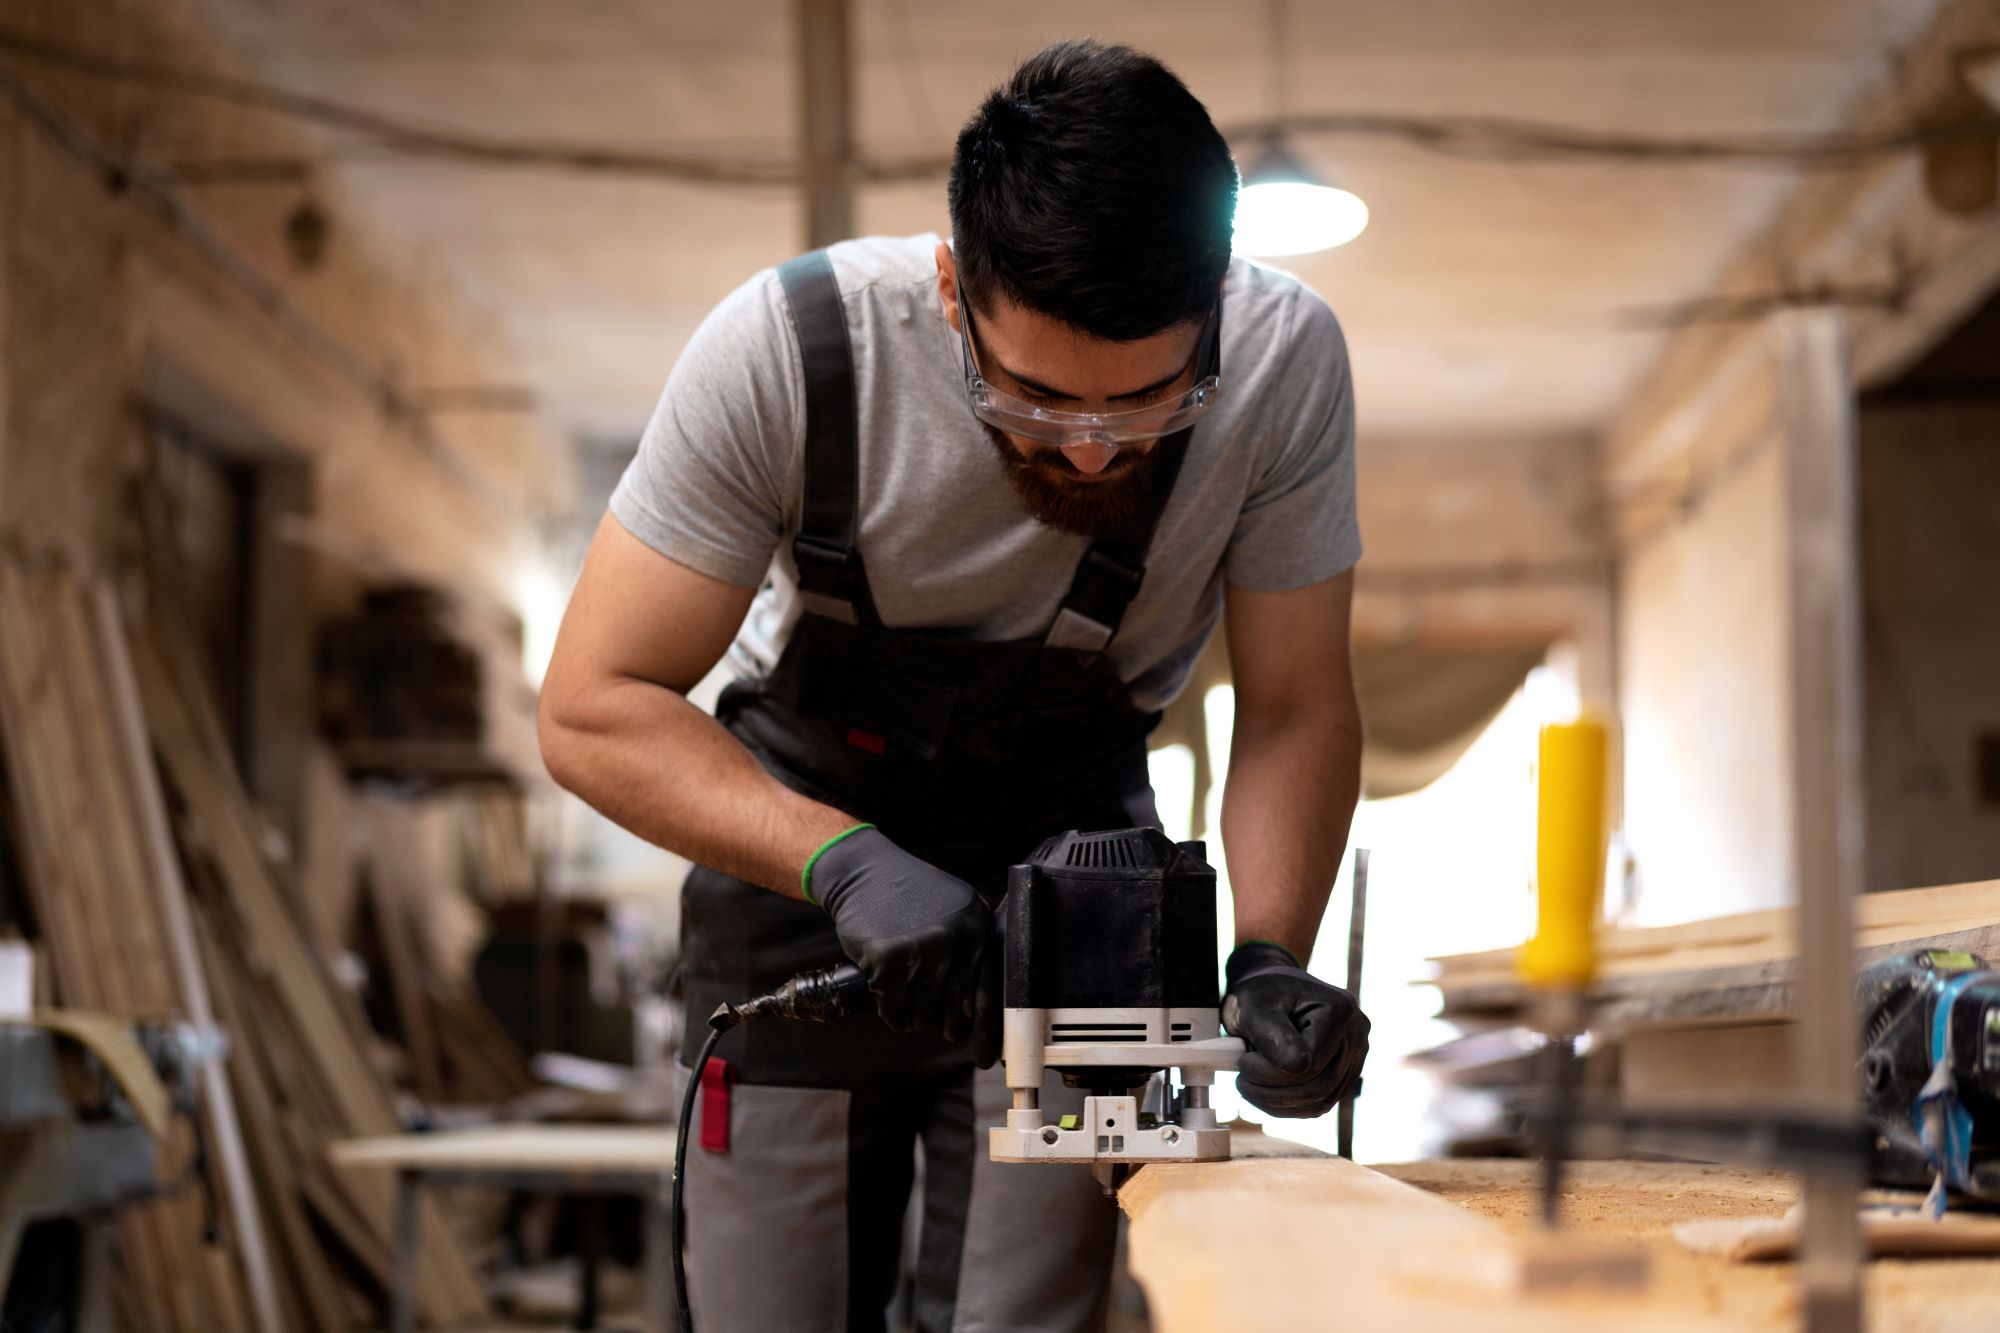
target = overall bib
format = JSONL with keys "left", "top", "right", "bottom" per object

{"left": 677, "top": 252, "right": 1197, "bottom": 1333}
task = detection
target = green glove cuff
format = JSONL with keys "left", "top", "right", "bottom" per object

{"left": 801, "top": 823, "right": 875, "bottom": 904}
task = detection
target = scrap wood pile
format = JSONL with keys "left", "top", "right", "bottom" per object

{"left": 347, "top": 794, "right": 539, "bottom": 1107}
{"left": 0, "top": 557, "right": 492, "bottom": 1331}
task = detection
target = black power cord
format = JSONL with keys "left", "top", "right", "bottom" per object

{"left": 673, "top": 962, "right": 872, "bottom": 1333}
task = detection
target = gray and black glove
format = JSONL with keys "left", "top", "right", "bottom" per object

{"left": 1221, "top": 942, "right": 1370, "bottom": 1119}
{"left": 808, "top": 825, "right": 999, "bottom": 1062}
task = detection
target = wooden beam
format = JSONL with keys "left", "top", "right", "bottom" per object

{"left": 1603, "top": 0, "right": 2000, "bottom": 505}
{"left": 795, "top": 0, "right": 855, "bottom": 249}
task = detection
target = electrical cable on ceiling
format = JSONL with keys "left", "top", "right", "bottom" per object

{"left": 0, "top": 63, "right": 527, "bottom": 520}
{"left": 2, "top": 26, "right": 1996, "bottom": 189}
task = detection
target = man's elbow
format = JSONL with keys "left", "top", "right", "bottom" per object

{"left": 537, "top": 678, "right": 592, "bottom": 797}
{"left": 1235, "top": 680, "right": 1361, "bottom": 747}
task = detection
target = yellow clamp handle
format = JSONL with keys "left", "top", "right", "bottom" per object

{"left": 1520, "top": 718, "right": 1611, "bottom": 990}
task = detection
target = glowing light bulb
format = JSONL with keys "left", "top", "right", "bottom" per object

{"left": 1232, "top": 141, "right": 1369, "bottom": 257}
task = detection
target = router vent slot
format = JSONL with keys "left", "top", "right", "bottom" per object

{"left": 1064, "top": 834, "right": 1145, "bottom": 868}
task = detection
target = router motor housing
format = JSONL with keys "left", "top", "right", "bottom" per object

{"left": 988, "top": 828, "right": 1242, "bottom": 1185}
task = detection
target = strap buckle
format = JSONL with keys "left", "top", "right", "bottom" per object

{"left": 793, "top": 532, "right": 859, "bottom": 577}
{"left": 1081, "top": 547, "right": 1144, "bottom": 595}
{"left": 793, "top": 533, "right": 864, "bottom": 625}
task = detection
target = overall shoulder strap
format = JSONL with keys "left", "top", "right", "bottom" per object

{"left": 1046, "top": 295, "right": 1221, "bottom": 654}
{"left": 776, "top": 250, "right": 878, "bottom": 626}
{"left": 1044, "top": 426, "right": 1195, "bottom": 653}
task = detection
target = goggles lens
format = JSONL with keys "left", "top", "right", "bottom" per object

{"left": 965, "top": 375, "right": 1221, "bottom": 446}
{"left": 958, "top": 300, "right": 1222, "bottom": 450}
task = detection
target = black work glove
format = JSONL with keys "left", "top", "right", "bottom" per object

{"left": 1221, "top": 942, "right": 1370, "bottom": 1119}
{"left": 809, "top": 826, "right": 1000, "bottom": 1064}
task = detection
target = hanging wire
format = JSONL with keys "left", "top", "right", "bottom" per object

{"left": 0, "top": 28, "right": 795, "bottom": 187}
{"left": 0, "top": 62, "right": 527, "bottom": 519}
{"left": 2, "top": 26, "right": 1995, "bottom": 191}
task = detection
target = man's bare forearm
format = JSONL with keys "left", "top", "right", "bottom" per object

{"left": 539, "top": 676, "right": 858, "bottom": 897}
{"left": 1220, "top": 699, "right": 1364, "bottom": 965}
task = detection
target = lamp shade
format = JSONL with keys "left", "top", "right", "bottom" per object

{"left": 1232, "top": 140, "right": 1369, "bottom": 257}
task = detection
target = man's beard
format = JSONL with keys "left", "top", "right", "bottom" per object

{"left": 983, "top": 426, "right": 1159, "bottom": 539}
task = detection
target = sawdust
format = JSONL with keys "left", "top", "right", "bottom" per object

{"left": 1378, "top": 1158, "right": 2000, "bottom": 1332}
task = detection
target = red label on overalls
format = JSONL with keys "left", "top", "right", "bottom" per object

{"left": 845, "top": 727, "right": 887, "bottom": 755}
{"left": 700, "top": 1057, "right": 734, "bottom": 1153}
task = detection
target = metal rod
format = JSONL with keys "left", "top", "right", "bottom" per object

{"left": 1775, "top": 308, "right": 1866, "bottom": 1333}
{"left": 1338, "top": 848, "right": 1370, "bottom": 1159}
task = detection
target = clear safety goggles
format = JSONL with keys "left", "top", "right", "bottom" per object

{"left": 958, "top": 298, "right": 1222, "bottom": 450}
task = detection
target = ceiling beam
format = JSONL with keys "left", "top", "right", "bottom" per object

{"left": 794, "top": 0, "right": 855, "bottom": 250}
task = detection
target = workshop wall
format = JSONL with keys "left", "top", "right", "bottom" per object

{"left": 1618, "top": 435, "right": 1792, "bottom": 925}
{"left": 1860, "top": 402, "right": 2000, "bottom": 894}
{"left": 0, "top": 0, "right": 563, "bottom": 607}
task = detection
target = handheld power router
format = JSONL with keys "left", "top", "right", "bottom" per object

{"left": 986, "top": 828, "right": 1244, "bottom": 1193}
{"left": 675, "top": 827, "right": 1242, "bottom": 1329}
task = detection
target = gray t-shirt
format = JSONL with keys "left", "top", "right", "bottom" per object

{"left": 610, "top": 233, "right": 1360, "bottom": 713}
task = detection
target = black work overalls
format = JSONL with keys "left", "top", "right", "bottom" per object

{"left": 676, "top": 252, "right": 1197, "bottom": 1333}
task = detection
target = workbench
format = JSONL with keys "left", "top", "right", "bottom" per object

{"left": 332, "top": 1125, "right": 676, "bottom": 1333}
{"left": 1121, "top": 1155, "right": 2000, "bottom": 1332}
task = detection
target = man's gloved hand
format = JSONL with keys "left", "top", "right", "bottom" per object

{"left": 808, "top": 825, "right": 999, "bottom": 1063}
{"left": 1221, "top": 942, "right": 1369, "bottom": 1118}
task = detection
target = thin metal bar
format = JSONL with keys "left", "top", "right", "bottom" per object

{"left": 1337, "top": 848, "right": 1370, "bottom": 1159}
{"left": 1774, "top": 308, "right": 1866, "bottom": 1333}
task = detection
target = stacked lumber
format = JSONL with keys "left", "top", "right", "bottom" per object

{"left": 0, "top": 558, "right": 492, "bottom": 1328}
{"left": 318, "top": 585, "right": 484, "bottom": 750}
{"left": 137, "top": 593, "right": 493, "bottom": 1328}
{"left": 0, "top": 560, "right": 268, "bottom": 1333}
{"left": 1427, "top": 879, "right": 2000, "bottom": 1012}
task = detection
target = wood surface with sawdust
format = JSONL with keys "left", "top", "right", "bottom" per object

{"left": 1122, "top": 1156, "right": 2000, "bottom": 1332}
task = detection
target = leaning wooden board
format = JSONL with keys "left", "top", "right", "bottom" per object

{"left": 136, "top": 615, "right": 491, "bottom": 1325}
{"left": 1119, "top": 1157, "right": 1757, "bottom": 1332}
{"left": 0, "top": 564, "right": 229, "bottom": 1331}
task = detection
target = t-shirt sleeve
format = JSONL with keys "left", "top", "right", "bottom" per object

{"left": 1222, "top": 290, "right": 1362, "bottom": 590}
{"left": 609, "top": 269, "right": 802, "bottom": 588}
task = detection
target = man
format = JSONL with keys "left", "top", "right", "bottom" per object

{"left": 540, "top": 38, "right": 1368, "bottom": 1333}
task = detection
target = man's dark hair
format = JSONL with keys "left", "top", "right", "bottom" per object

{"left": 948, "top": 39, "right": 1238, "bottom": 343}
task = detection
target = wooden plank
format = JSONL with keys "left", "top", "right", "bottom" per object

{"left": 197, "top": 918, "right": 349, "bottom": 1333}
{"left": 364, "top": 846, "right": 444, "bottom": 1104}
{"left": 333, "top": 1125, "right": 680, "bottom": 1172}
{"left": 91, "top": 584, "right": 283, "bottom": 1333}
{"left": 1620, "top": 1022, "right": 1795, "bottom": 1105}
{"left": 0, "top": 567, "right": 193, "bottom": 1330}
{"left": 1121, "top": 1158, "right": 1724, "bottom": 1332}
{"left": 137, "top": 619, "right": 490, "bottom": 1323}
{"left": 47, "top": 577, "right": 175, "bottom": 1015}
{"left": 0, "top": 565, "right": 96, "bottom": 1002}
{"left": 1677, "top": 1205, "right": 2000, "bottom": 1262}
{"left": 1428, "top": 879, "right": 2000, "bottom": 992}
